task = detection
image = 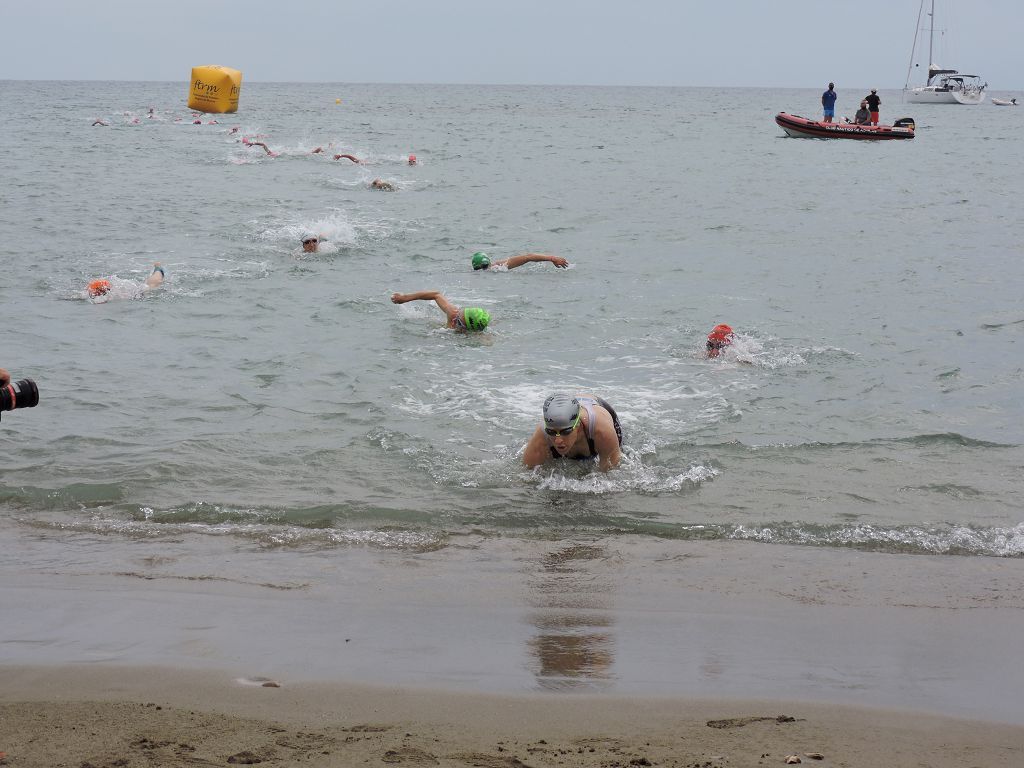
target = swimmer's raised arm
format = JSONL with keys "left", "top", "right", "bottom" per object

{"left": 333, "top": 153, "right": 361, "bottom": 163}
{"left": 501, "top": 253, "right": 569, "bottom": 270}
{"left": 391, "top": 290, "right": 459, "bottom": 319}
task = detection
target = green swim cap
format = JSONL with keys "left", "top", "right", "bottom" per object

{"left": 471, "top": 252, "right": 491, "bottom": 270}
{"left": 463, "top": 307, "right": 490, "bottom": 331}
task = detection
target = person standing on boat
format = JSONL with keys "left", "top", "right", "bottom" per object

{"left": 865, "top": 89, "right": 881, "bottom": 126}
{"left": 821, "top": 83, "right": 838, "bottom": 123}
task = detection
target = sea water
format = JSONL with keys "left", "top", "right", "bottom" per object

{"left": 1, "top": 80, "right": 1022, "bottom": 561}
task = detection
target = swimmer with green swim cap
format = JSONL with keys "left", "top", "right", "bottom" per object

{"left": 471, "top": 251, "right": 569, "bottom": 271}
{"left": 391, "top": 290, "right": 491, "bottom": 332}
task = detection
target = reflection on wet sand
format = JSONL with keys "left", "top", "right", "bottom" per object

{"left": 526, "top": 543, "right": 615, "bottom": 691}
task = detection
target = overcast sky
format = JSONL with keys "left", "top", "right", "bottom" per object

{"left": 2, "top": 0, "right": 1021, "bottom": 90}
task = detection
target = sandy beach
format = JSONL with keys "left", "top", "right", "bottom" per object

{"left": 3, "top": 665, "right": 1024, "bottom": 768}
{"left": 3, "top": 532, "right": 1024, "bottom": 766}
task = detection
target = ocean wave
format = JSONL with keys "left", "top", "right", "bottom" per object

{"left": 726, "top": 521, "right": 1024, "bottom": 557}
{"left": 20, "top": 506, "right": 447, "bottom": 553}
{"left": 697, "top": 432, "right": 1017, "bottom": 452}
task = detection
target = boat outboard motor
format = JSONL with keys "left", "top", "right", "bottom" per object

{"left": 893, "top": 117, "right": 916, "bottom": 130}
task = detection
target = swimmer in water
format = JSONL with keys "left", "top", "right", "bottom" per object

{"left": 390, "top": 291, "right": 490, "bottom": 332}
{"left": 247, "top": 141, "right": 277, "bottom": 157}
{"left": 522, "top": 393, "right": 623, "bottom": 472}
{"left": 471, "top": 251, "right": 569, "bottom": 271}
{"left": 301, "top": 235, "right": 320, "bottom": 253}
{"left": 92, "top": 119, "right": 108, "bottom": 127}
{"left": 144, "top": 263, "right": 165, "bottom": 290}
{"left": 370, "top": 179, "right": 395, "bottom": 191}
{"left": 87, "top": 279, "right": 112, "bottom": 300}
{"left": 705, "top": 323, "right": 734, "bottom": 359}
{"left": 333, "top": 153, "right": 361, "bottom": 163}
{"left": 408, "top": 154, "right": 417, "bottom": 165}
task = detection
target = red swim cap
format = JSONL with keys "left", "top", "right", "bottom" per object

{"left": 408, "top": 154, "right": 417, "bottom": 164}
{"left": 88, "top": 279, "right": 111, "bottom": 297}
{"left": 706, "top": 324, "right": 734, "bottom": 357}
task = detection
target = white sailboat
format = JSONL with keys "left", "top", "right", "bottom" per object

{"left": 904, "top": 0, "right": 986, "bottom": 104}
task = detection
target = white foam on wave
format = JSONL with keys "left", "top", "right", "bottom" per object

{"left": 528, "top": 450, "right": 718, "bottom": 495}
{"left": 36, "top": 513, "right": 445, "bottom": 552}
{"left": 729, "top": 521, "right": 1024, "bottom": 557}
{"left": 256, "top": 212, "right": 360, "bottom": 250}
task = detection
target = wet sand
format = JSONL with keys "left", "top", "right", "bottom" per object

{"left": 2, "top": 532, "right": 1024, "bottom": 765}
{"left": 3, "top": 665, "right": 1024, "bottom": 768}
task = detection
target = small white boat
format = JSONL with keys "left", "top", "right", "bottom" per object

{"left": 991, "top": 98, "right": 1017, "bottom": 106}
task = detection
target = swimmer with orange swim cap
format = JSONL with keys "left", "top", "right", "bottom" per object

{"left": 87, "top": 279, "right": 111, "bottom": 298}
{"left": 705, "top": 324, "right": 734, "bottom": 358}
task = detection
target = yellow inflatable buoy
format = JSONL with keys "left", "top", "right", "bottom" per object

{"left": 336, "top": 98, "right": 341, "bottom": 105}
{"left": 187, "top": 65, "right": 242, "bottom": 113}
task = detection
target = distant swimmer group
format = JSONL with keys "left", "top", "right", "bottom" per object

{"left": 522, "top": 393, "right": 623, "bottom": 472}
{"left": 87, "top": 106, "right": 741, "bottom": 480}
{"left": 390, "top": 291, "right": 490, "bottom": 332}
{"left": 471, "top": 252, "right": 569, "bottom": 271}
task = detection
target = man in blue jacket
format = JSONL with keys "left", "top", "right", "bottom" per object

{"left": 822, "top": 82, "right": 837, "bottom": 123}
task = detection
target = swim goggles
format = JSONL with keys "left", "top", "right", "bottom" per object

{"left": 544, "top": 412, "right": 580, "bottom": 437}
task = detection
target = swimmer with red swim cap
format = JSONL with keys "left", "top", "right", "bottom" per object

{"left": 705, "top": 324, "right": 734, "bottom": 358}
{"left": 408, "top": 154, "right": 417, "bottom": 165}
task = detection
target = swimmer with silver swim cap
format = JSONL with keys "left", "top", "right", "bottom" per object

{"left": 522, "top": 392, "right": 623, "bottom": 472}
{"left": 390, "top": 290, "right": 491, "bottom": 332}
{"left": 471, "top": 251, "right": 569, "bottom": 271}
{"left": 542, "top": 393, "right": 580, "bottom": 431}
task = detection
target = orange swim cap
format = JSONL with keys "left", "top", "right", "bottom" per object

{"left": 88, "top": 279, "right": 111, "bottom": 297}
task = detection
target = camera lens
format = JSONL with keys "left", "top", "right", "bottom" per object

{"left": 0, "top": 379, "right": 39, "bottom": 412}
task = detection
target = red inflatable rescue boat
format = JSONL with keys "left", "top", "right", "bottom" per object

{"left": 775, "top": 112, "right": 915, "bottom": 140}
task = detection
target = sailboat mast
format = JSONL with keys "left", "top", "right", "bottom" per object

{"left": 928, "top": 0, "right": 935, "bottom": 69}
{"left": 904, "top": 0, "right": 926, "bottom": 91}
